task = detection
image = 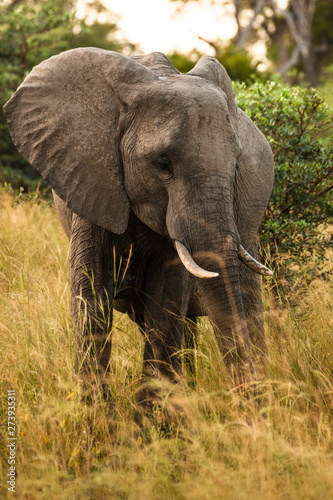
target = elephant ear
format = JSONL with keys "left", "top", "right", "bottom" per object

{"left": 188, "top": 56, "right": 238, "bottom": 125}
{"left": 4, "top": 47, "right": 157, "bottom": 234}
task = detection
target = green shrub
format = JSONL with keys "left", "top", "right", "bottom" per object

{"left": 170, "top": 44, "right": 261, "bottom": 83}
{"left": 0, "top": 1, "right": 78, "bottom": 190}
{"left": 235, "top": 81, "right": 333, "bottom": 278}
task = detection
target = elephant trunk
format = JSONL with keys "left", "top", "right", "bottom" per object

{"left": 167, "top": 192, "right": 256, "bottom": 382}
{"left": 187, "top": 226, "right": 254, "bottom": 381}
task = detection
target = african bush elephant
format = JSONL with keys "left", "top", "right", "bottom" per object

{"left": 4, "top": 48, "right": 274, "bottom": 409}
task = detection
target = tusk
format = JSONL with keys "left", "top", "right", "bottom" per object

{"left": 238, "top": 245, "right": 273, "bottom": 276}
{"left": 174, "top": 240, "right": 219, "bottom": 279}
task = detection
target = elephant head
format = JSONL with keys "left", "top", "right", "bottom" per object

{"left": 4, "top": 48, "right": 272, "bottom": 282}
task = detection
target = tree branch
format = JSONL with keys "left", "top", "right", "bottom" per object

{"left": 270, "top": 0, "right": 318, "bottom": 85}
{"left": 8, "top": 0, "right": 25, "bottom": 8}
{"left": 237, "top": 0, "right": 266, "bottom": 48}
{"left": 197, "top": 35, "right": 222, "bottom": 57}
{"left": 278, "top": 46, "right": 300, "bottom": 76}
{"left": 269, "top": 0, "right": 308, "bottom": 55}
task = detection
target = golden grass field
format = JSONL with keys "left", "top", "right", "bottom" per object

{"left": 0, "top": 187, "right": 333, "bottom": 499}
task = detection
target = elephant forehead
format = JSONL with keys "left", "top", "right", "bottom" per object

{"left": 132, "top": 80, "right": 230, "bottom": 140}
{"left": 148, "top": 78, "right": 227, "bottom": 116}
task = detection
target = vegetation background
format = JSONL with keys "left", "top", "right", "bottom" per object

{"left": 0, "top": 0, "right": 332, "bottom": 498}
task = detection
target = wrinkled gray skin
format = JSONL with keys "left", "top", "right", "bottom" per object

{"left": 4, "top": 48, "right": 274, "bottom": 407}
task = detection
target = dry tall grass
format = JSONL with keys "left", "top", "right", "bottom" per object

{"left": 0, "top": 187, "right": 332, "bottom": 499}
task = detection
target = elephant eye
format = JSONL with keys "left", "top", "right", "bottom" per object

{"left": 153, "top": 157, "right": 173, "bottom": 176}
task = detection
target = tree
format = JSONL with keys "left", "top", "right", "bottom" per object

{"left": 169, "top": 44, "right": 261, "bottom": 82}
{"left": 0, "top": 0, "right": 78, "bottom": 188}
{"left": 265, "top": 0, "right": 318, "bottom": 86}
{"left": 172, "top": 0, "right": 331, "bottom": 86}
{"left": 235, "top": 81, "right": 333, "bottom": 280}
{"left": 0, "top": 0, "right": 136, "bottom": 189}
{"left": 312, "top": 0, "right": 333, "bottom": 69}
{"left": 70, "top": 0, "right": 137, "bottom": 54}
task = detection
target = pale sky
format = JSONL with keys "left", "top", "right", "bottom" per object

{"left": 76, "top": 0, "right": 238, "bottom": 55}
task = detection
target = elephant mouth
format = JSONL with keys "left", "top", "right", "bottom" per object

{"left": 174, "top": 240, "right": 273, "bottom": 279}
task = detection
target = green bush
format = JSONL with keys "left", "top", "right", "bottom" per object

{"left": 0, "top": 0, "right": 77, "bottom": 190}
{"left": 169, "top": 44, "right": 261, "bottom": 83}
{"left": 234, "top": 81, "right": 333, "bottom": 275}
{"left": 0, "top": 1, "right": 137, "bottom": 191}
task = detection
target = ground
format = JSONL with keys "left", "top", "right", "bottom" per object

{"left": 0, "top": 188, "right": 333, "bottom": 499}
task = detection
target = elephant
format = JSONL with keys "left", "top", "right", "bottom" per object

{"left": 4, "top": 48, "right": 274, "bottom": 411}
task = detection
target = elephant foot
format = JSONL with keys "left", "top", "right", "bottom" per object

{"left": 135, "top": 378, "right": 188, "bottom": 432}
{"left": 78, "top": 376, "right": 115, "bottom": 415}
{"left": 226, "top": 363, "right": 268, "bottom": 412}
{"left": 182, "top": 353, "right": 197, "bottom": 388}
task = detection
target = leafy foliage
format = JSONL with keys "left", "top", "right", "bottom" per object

{"left": 0, "top": 0, "right": 136, "bottom": 190}
{"left": 168, "top": 49, "right": 202, "bottom": 74}
{"left": 215, "top": 44, "right": 261, "bottom": 83}
{"left": 0, "top": 0, "right": 78, "bottom": 189}
{"left": 235, "top": 81, "right": 333, "bottom": 269}
{"left": 70, "top": 0, "right": 137, "bottom": 54}
{"left": 169, "top": 44, "right": 261, "bottom": 82}
{"left": 171, "top": 0, "right": 332, "bottom": 87}
{"left": 312, "top": 0, "right": 333, "bottom": 68}
{"left": 72, "top": 21, "right": 136, "bottom": 53}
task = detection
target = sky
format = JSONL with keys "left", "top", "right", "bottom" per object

{"left": 76, "top": 0, "right": 238, "bottom": 55}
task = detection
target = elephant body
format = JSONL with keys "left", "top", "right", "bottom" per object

{"left": 4, "top": 49, "right": 274, "bottom": 407}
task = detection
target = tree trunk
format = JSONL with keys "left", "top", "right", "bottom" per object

{"left": 167, "top": 186, "right": 256, "bottom": 386}
{"left": 291, "top": 0, "right": 318, "bottom": 86}
{"left": 236, "top": 0, "right": 266, "bottom": 48}
{"left": 270, "top": 0, "right": 318, "bottom": 86}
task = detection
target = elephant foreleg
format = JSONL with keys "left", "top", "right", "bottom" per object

{"left": 136, "top": 259, "right": 192, "bottom": 409}
{"left": 70, "top": 217, "right": 113, "bottom": 402}
{"left": 141, "top": 301, "right": 184, "bottom": 383}
{"left": 183, "top": 318, "right": 198, "bottom": 381}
